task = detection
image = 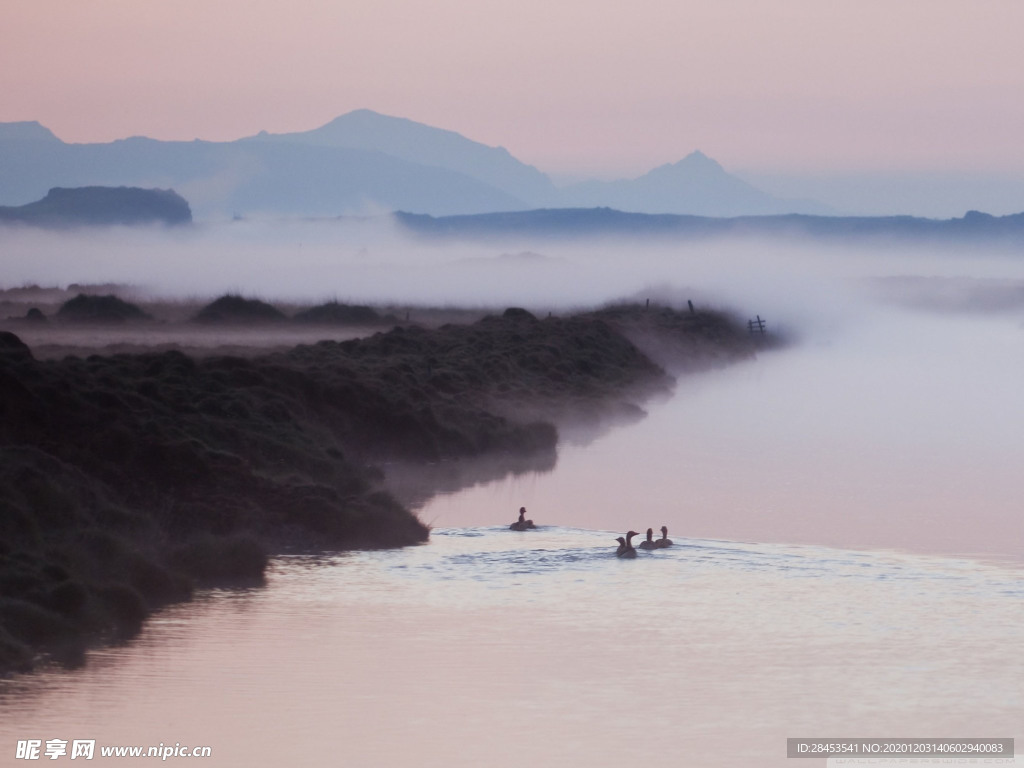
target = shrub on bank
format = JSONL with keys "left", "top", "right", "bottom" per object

{"left": 192, "top": 294, "right": 287, "bottom": 324}
{"left": 56, "top": 294, "right": 151, "bottom": 324}
{"left": 293, "top": 301, "right": 392, "bottom": 325}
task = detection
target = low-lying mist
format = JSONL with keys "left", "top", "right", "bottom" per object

{"left": 3, "top": 218, "right": 1023, "bottom": 558}
{"left": 3, "top": 217, "right": 1022, "bottom": 320}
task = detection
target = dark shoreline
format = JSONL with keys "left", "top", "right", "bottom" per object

{"left": 0, "top": 301, "right": 759, "bottom": 675}
{"left": 394, "top": 207, "right": 1024, "bottom": 243}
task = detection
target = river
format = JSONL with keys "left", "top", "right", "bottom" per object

{"left": 2, "top": 234, "right": 1023, "bottom": 766}
{"left": 3, "top": 307, "right": 1024, "bottom": 766}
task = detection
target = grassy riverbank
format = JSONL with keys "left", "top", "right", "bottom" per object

{"left": 0, "top": 300, "right": 758, "bottom": 674}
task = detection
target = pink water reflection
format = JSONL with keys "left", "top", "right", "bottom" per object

{"left": 2, "top": 534, "right": 1021, "bottom": 767}
{"left": 418, "top": 312, "right": 1024, "bottom": 562}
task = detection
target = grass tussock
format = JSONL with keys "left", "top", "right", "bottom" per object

{"left": 293, "top": 301, "right": 397, "bottom": 326}
{"left": 192, "top": 294, "right": 287, "bottom": 324}
{"left": 56, "top": 294, "right": 152, "bottom": 324}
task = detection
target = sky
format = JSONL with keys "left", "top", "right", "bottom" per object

{"left": 3, "top": 0, "right": 1024, "bottom": 180}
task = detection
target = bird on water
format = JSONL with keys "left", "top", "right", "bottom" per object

{"left": 615, "top": 530, "right": 639, "bottom": 558}
{"left": 654, "top": 525, "right": 673, "bottom": 548}
{"left": 638, "top": 528, "right": 658, "bottom": 550}
{"left": 509, "top": 506, "right": 537, "bottom": 531}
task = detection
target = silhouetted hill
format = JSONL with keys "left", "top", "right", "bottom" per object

{"left": 394, "top": 207, "right": 1024, "bottom": 242}
{"left": 0, "top": 187, "right": 191, "bottom": 227}
{"left": 250, "top": 109, "right": 559, "bottom": 206}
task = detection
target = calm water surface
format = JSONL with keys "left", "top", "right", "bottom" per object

{"left": 2, "top": 527, "right": 1022, "bottom": 767}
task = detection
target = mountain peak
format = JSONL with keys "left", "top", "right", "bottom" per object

{"left": 254, "top": 109, "right": 556, "bottom": 204}
{"left": 260, "top": 109, "right": 483, "bottom": 154}
{"left": 666, "top": 150, "right": 724, "bottom": 174}
{"left": 319, "top": 108, "right": 411, "bottom": 130}
{"left": 682, "top": 149, "right": 717, "bottom": 164}
{"left": 636, "top": 151, "right": 730, "bottom": 186}
{"left": 552, "top": 149, "right": 819, "bottom": 216}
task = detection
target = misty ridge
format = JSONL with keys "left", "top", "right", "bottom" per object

{"left": 4, "top": 184, "right": 1024, "bottom": 251}
{"left": 4, "top": 214, "right": 1024, "bottom": 330}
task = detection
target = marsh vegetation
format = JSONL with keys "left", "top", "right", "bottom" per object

{"left": 0, "top": 292, "right": 757, "bottom": 673}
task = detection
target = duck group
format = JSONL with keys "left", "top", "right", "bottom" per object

{"left": 506, "top": 507, "right": 674, "bottom": 557}
{"left": 617, "top": 525, "right": 672, "bottom": 556}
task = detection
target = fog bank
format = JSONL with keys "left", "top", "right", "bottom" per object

{"left": 4, "top": 219, "right": 1023, "bottom": 559}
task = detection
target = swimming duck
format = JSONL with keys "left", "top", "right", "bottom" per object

{"left": 509, "top": 506, "right": 536, "bottom": 531}
{"left": 615, "top": 530, "right": 639, "bottom": 558}
{"left": 638, "top": 527, "right": 658, "bottom": 550}
{"left": 654, "top": 525, "right": 673, "bottom": 548}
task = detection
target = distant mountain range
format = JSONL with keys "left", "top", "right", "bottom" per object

{"left": 4, "top": 184, "right": 1021, "bottom": 243}
{"left": 0, "top": 110, "right": 825, "bottom": 219}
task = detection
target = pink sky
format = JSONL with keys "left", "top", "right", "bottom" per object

{"left": 3, "top": 0, "right": 1023, "bottom": 177}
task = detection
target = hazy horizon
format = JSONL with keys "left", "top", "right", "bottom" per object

{"left": 5, "top": 1, "right": 1024, "bottom": 182}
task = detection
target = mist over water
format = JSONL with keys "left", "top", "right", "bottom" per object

{"left": 420, "top": 310, "right": 1024, "bottom": 560}
{"left": 3, "top": 216, "right": 1020, "bottom": 313}
{"left": 3, "top": 219, "right": 1023, "bottom": 560}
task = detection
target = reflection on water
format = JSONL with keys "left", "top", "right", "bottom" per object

{"left": 382, "top": 448, "right": 558, "bottom": 511}
{"left": 2, "top": 527, "right": 1021, "bottom": 767}
{"left": 416, "top": 310, "right": 1024, "bottom": 562}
